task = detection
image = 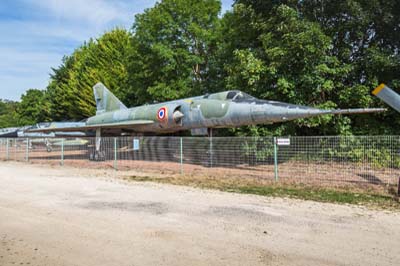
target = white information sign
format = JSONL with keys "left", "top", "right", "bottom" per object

{"left": 133, "top": 139, "right": 140, "bottom": 151}
{"left": 276, "top": 138, "right": 290, "bottom": 146}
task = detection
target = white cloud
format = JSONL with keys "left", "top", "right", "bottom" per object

{"left": 25, "top": 0, "right": 128, "bottom": 26}
{"left": 0, "top": 0, "right": 234, "bottom": 101}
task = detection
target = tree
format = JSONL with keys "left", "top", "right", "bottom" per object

{"left": 299, "top": 0, "right": 400, "bottom": 134}
{"left": 6, "top": 0, "right": 399, "bottom": 136}
{"left": 47, "top": 28, "right": 131, "bottom": 120}
{"left": 219, "top": 4, "right": 352, "bottom": 135}
{"left": 0, "top": 100, "right": 21, "bottom": 128}
{"left": 127, "top": 0, "right": 221, "bottom": 105}
{"left": 17, "top": 89, "right": 50, "bottom": 125}
{"left": 232, "top": 0, "right": 400, "bottom": 134}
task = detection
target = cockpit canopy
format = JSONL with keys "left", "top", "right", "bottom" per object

{"left": 225, "top": 90, "right": 255, "bottom": 101}
{"left": 204, "top": 90, "right": 256, "bottom": 102}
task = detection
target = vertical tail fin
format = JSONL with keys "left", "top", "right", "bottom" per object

{"left": 372, "top": 83, "right": 400, "bottom": 113}
{"left": 93, "top": 83, "right": 127, "bottom": 115}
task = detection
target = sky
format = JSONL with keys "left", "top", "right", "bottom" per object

{"left": 0, "top": 0, "right": 233, "bottom": 101}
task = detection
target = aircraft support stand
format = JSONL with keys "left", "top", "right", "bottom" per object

{"left": 45, "top": 138, "right": 52, "bottom": 152}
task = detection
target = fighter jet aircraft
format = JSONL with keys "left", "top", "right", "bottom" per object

{"left": 0, "top": 122, "right": 88, "bottom": 139}
{"left": 19, "top": 122, "right": 88, "bottom": 138}
{"left": 0, "top": 127, "right": 19, "bottom": 138}
{"left": 30, "top": 82, "right": 385, "bottom": 159}
{"left": 0, "top": 122, "right": 90, "bottom": 152}
{"left": 372, "top": 83, "right": 400, "bottom": 113}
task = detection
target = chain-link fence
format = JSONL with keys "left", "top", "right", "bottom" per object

{"left": 0, "top": 136, "right": 399, "bottom": 192}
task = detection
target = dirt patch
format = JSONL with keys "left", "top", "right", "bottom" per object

{"left": 0, "top": 161, "right": 400, "bottom": 266}
{"left": 79, "top": 201, "right": 169, "bottom": 215}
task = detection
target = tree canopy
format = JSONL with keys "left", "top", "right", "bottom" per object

{"left": 127, "top": 0, "right": 221, "bottom": 105}
{"left": 47, "top": 28, "right": 131, "bottom": 120}
{"left": 1, "top": 0, "right": 399, "bottom": 136}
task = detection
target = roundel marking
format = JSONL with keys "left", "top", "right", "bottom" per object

{"left": 157, "top": 107, "right": 168, "bottom": 122}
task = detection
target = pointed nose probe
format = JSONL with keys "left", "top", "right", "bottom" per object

{"left": 282, "top": 107, "right": 386, "bottom": 120}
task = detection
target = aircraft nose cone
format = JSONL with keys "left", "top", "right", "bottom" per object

{"left": 251, "top": 103, "right": 325, "bottom": 123}
{"left": 282, "top": 107, "right": 329, "bottom": 120}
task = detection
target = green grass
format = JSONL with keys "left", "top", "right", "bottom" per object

{"left": 232, "top": 186, "right": 396, "bottom": 206}
{"left": 127, "top": 175, "right": 400, "bottom": 210}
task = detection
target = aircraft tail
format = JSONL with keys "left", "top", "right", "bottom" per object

{"left": 93, "top": 83, "right": 127, "bottom": 115}
{"left": 372, "top": 83, "right": 400, "bottom": 113}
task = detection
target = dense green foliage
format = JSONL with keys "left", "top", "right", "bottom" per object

{"left": 128, "top": 0, "right": 221, "bottom": 105}
{"left": 1, "top": 0, "right": 399, "bottom": 136}
{"left": 0, "top": 100, "right": 20, "bottom": 128}
{"left": 18, "top": 89, "right": 50, "bottom": 125}
{"left": 46, "top": 28, "right": 131, "bottom": 120}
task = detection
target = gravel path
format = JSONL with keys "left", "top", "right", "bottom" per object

{"left": 0, "top": 162, "right": 399, "bottom": 266}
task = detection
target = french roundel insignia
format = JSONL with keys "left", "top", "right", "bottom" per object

{"left": 157, "top": 107, "right": 167, "bottom": 122}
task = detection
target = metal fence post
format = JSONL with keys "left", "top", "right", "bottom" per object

{"left": 15, "top": 139, "right": 17, "bottom": 161}
{"left": 60, "top": 139, "right": 64, "bottom": 166}
{"left": 273, "top": 137, "right": 278, "bottom": 181}
{"left": 25, "top": 138, "right": 29, "bottom": 162}
{"left": 114, "top": 137, "right": 118, "bottom": 170}
{"left": 6, "top": 138, "right": 9, "bottom": 160}
{"left": 209, "top": 130, "right": 213, "bottom": 168}
{"left": 180, "top": 137, "right": 183, "bottom": 175}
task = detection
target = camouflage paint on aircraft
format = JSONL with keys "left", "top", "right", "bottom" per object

{"left": 30, "top": 82, "right": 385, "bottom": 136}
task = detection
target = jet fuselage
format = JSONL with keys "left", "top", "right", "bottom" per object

{"left": 86, "top": 90, "right": 382, "bottom": 134}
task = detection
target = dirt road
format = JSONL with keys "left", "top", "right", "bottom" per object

{"left": 0, "top": 162, "right": 399, "bottom": 266}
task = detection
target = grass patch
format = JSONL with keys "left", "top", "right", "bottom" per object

{"left": 127, "top": 175, "right": 400, "bottom": 210}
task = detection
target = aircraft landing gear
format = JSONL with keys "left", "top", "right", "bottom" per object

{"left": 89, "top": 150, "right": 105, "bottom": 161}
{"left": 45, "top": 138, "right": 53, "bottom": 152}
{"left": 89, "top": 128, "right": 105, "bottom": 161}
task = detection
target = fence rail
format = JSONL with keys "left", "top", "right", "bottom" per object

{"left": 0, "top": 136, "right": 399, "bottom": 192}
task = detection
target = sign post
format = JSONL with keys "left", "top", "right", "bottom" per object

{"left": 273, "top": 137, "right": 291, "bottom": 182}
